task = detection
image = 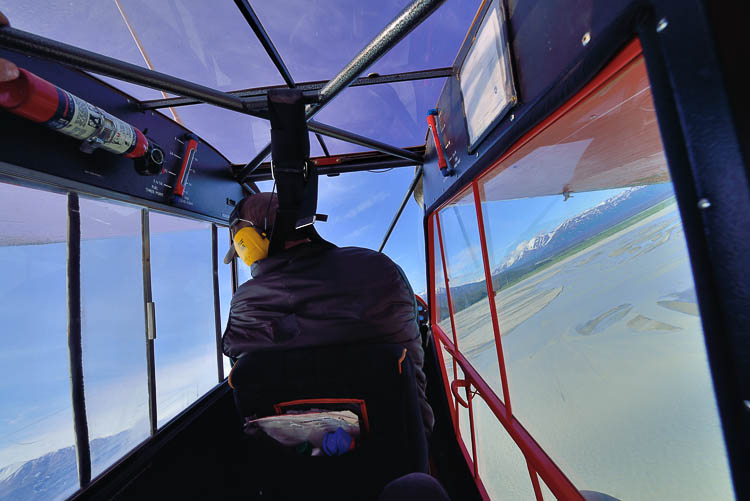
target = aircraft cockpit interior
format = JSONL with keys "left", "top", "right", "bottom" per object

{"left": 0, "top": 1, "right": 747, "bottom": 500}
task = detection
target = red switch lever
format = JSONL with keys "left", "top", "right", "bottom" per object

{"left": 427, "top": 108, "right": 452, "bottom": 176}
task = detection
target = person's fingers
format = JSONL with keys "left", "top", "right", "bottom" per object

{"left": 0, "top": 59, "right": 20, "bottom": 82}
{"left": 0, "top": 11, "right": 19, "bottom": 82}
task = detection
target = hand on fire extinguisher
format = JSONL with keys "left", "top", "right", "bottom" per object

{"left": 0, "top": 12, "right": 20, "bottom": 82}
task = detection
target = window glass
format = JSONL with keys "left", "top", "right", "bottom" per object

{"left": 458, "top": 393, "right": 473, "bottom": 474}
{"left": 79, "top": 197, "right": 149, "bottom": 477}
{"left": 474, "top": 396, "right": 536, "bottom": 500}
{"left": 149, "top": 213, "right": 217, "bottom": 425}
{"left": 433, "top": 217, "right": 453, "bottom": 340}
{"left": 475, "top": 56, "right": 732, "bottom": 499}
{"left": 438, "top": 341, "right": 457, "bottom": 414}
{"left": 368, "top": 169, "right": 427, "bottom": 297}
{"left": 439, "top": 342, "right": 473, "bottom": 463}
{"left": 437, "top": 188, "right": 505, "bottom": 403}
{"left": 0, "top": 182, "right": 77, "bottom": 500}
{"left": 236, "top": 256, "right": 253, "bottom": 286}
{"left": 217, "top": 226, "right": 233, "bottom": 377}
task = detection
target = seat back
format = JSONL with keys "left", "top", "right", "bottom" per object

{"left": 229, "top": 343, "right": 428, "bottom": 500}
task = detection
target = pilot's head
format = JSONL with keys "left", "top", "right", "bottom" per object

{"left": 223, "top": 192, "right": 278, "bottom": 268}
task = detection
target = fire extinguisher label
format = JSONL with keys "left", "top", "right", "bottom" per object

{"left": 44, "top": 89, "right": 137, "bottom": 155}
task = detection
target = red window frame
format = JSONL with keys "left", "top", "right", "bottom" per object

{"left": 427, "top": 38, "right": 645, "bottom": 501}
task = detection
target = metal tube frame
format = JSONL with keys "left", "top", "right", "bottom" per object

{"left": 237, "top": 0, "right": 444, "bottom": 182}
{"left": 472, "top": 182, "right": 512, "bottom": 416}
{"left": 427, "top": 218, "right": 456, "bottom": 420}
{"left": 234, "top": 0, "right": 333, "bottom": 163}
{"left": 434, "top": 326, "right": 583, "bottom": 501}
{"left": 378, "top": 166, "right": 423, "bottom": 252}
{"left": 141, "top": 209, "right": 158, "bottom": 436}
{"left": 67, "top": 191, "right": 92, "bottom": 487}
{"left": 0, "top": 26, "right": 258, "bottom": 116}
{"left": 434, "top": 212, "right": 461, "bottom": 435}
{"left": 1, "top": 15, "right": 440, "bottom": 180}
{"left": 527, "top": 461, "right": 545, "bottom": 501}
{"left": 308, "top": 120, "right": 423, "bottom": 163}
{"left": 234, "top": 0, "right": 295, "bottom": 88}
{"left": 307, "top": 0, "right": 445, "bottom": 117}
{"left": 139, "top": 67, "right": 453, "bottom": 110}
{"left": 211, "top": 224, "right": 225, "bottom": 382}
{"left": 241, "top": 153, "right": 421, "bottom": 182}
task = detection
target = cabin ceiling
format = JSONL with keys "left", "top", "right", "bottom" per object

{"left": 1, "top": 0, "right": 481, "bottom": 163}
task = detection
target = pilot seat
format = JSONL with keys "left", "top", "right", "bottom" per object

{"left": 228, "top": 343, "right": 429, "bottom": 500}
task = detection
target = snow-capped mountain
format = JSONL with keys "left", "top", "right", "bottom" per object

{"left": 0, "top": 429, "right": 144, "bottom": 501}
{"left": 495, "top": 185, "right": 673, "bottom": 274}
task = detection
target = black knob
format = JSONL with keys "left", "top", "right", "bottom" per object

{"left": 134, "top": 143, "right": 165, "bottom": 176}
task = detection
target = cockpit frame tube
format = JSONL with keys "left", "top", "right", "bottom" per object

{"left": 141, "top": 209, "right": 158, "bottom": 436}
{"left": 211, "top": 224, "right": 225, "bottom": 383}
{"left": 139, "top": 67, "right": 453, "bottom": 111}
{"left": 237, "top": 0, "right": 444, "bottom": 182}
{"left": 378, "top": 166, "right": 423, "bottom": 253}
{"left": 0, "top": 25, "right": 253, "bottom": 116}
{"left": 306, "top": 0, "right": 446, "bottom": 117}
{"left": 67, "top": 191, "right": 92, "bottom": 487}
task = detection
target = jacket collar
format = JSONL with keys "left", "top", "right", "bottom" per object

{"left": 250, "top": 240, "right": 336, "bottom": 277}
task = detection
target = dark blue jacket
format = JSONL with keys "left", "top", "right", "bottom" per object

{"left": 223, "top": 242, "right": 434, "bottom": 432}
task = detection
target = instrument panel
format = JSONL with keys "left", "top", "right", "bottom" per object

{"left": 0, "top": 49, "right": 243, "bottom": 221}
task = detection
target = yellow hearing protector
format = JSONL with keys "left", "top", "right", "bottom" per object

{"left": 233, "top": 226, "right": 270, "bottom": 267}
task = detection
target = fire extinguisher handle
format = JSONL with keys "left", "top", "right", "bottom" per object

{"left": 427, "top": 109, "right": 452, "bottom": 176}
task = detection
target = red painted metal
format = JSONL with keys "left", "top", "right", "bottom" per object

{"left": 527, "top": 461, "right": 545, "bottom": 501}
{"left": 0, "top": 68, "right": 150, "bottom": 159}
{"left": 434, "top": 337, "right": 456, "bottom": 418}
{"left": 0, "top": 68, "right": 58, "bottom": 122}
{"left": 425, "top": 218, "right": 457, "bottom": 418}
{"left": 467, "top": 389, "right": 480, "bottom": 480}
{"left": 457, "top": 423, "right": 475, "bottom": 474}
{"left": 124, "top": 127, "right": 149, "bottom": 159}
{"left": 426, "top": 215, "right": 437, "bottom": 326}
{"left": 427, "top": 111, "right": 449, "bottom": 172}
{"left": 312, "top": 155, "right": 342, "bottom": 166}
{"left": 435, "top": 211, "right": 461, "bottom": 433}
{"left": 451, "top": 379, "right": 470, "bottom": 408}
{"left": 472, "top": 181, "right": 513, "bottom": 417}
{"left": 434, "top": 325, "right": 583, "bottom": 501}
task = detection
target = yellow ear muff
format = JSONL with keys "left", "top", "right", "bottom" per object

{"left": 233, "top": 226, "right": 269, "bottom": 267}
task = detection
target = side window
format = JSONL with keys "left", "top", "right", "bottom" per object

{"left": 79, "top": 197, "right": 150, "bottom": 477}
{"left": 236, "top": 254, "right": 253, "bottom": 285}
{"left": 149, "top": 213, "right": 217, "bottom": 426}
{"left": 0, "top": 182, "right": 78, "bottom": 500}
{"left": 432, "top": 54, "right": 734, "bottom": 499}
{"left": 433, "top": 217, "right": 453, "bottom": 340}
{"left": 0, "top": 184, "right": 229, "bottom": 497}
{"left": 437, "top": 188, "right": 507, "bottom": 405}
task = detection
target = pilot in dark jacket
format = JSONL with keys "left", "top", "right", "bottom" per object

{"left": 222, "top": 192, "right": 434, "bottom": 433}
